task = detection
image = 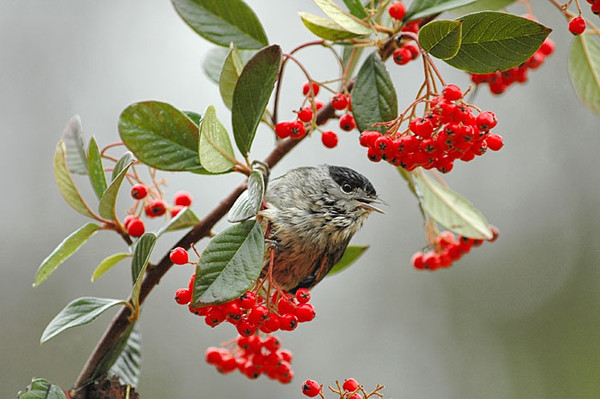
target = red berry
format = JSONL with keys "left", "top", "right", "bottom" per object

{"left": 173, "top": 191, "right": 192, "bottom": 207}
{"left": 339, "top": 113, "right": 356, "bottom": 131}
{"left": 205, "top": 307, "right": 226, "bottom": 327}
{"left": 359, "top": 131, "right": 380, "bottom": 148}
{"left": 280, "top": 349, "right": 293, "bottom": 362}
{"left": 332, "top": 93, "right": 348, "bottom": 110}
{"left": 145, "top": 199, "right": 167, "bottom": 217}
{"left": 123, "top": 214, "right": 136, "bottom": 229}
{"left": 295, "top": 288, "right": 311, "bottom": 304}
{"left": 409, "top": 117, "right": 434, "bottom": 138}
{"left": 298, "top": 107, "right": 313, "bottom": 123}
{"left": 412, "top": 252, "right": 425, "bottom": 270}
{"left": 262, "top": 335, "right": 281, "bottom": 352}
{"left": 279, "top": 313, "right": 298, "bottom": 331}
{"left": 374, "top": 135, "right": 392, "bottom": 152}
{"left": 205, "top": 347, "right": 224, "bottom": 365}
{"left": 539, "top": 39, "right": 555, "bottom": 56}
{"left": 275, "top": 121, "right": 292, "bottom": 139}
{"left": 302, "top": 379, "right": 321, "bottom": 397}
{"left": 398, "top": 135, "right": 420, "bottom": 153}
{"left": 569, "top": 17, "right": 586, "bottom": 35}
{"left": 404, "top": 42, "right": 420, "bottom": 59}
{"left": 175, "top": 288, "right": 191, "bottom": 305}
{"left": 367, "top": 146, "right": 382, "bottom": 162}
{"left": 127, "top": 218, "right": 145, "bottom": 237}
{"left": 343, "top": 378, "right": 360, "bottom": 392}
{"left": 486, "top": 133, "right": 504, "bottom": 151}
{"left": 592, "top": 2, "right": 600, "bottom": 14}
{"left": 302, "top": 82, "right": 320, "bottom": 96}
{"left": 402, "top": 20, "right": 420, "bottom": 33}
{"left": 278, "top": 296, "right": 297, "bottom": 315}
{"left": 170, "top": 205, "right": 184, "bottom": 217}
{"left": 315, "top": 100, "right": 325, "bottom": 110}
{"left": 262, "top": 313, "right": 281, "bottom": 332}
{"left": 296, "top": 303, "right": 316, "bottom": 322}
{"left": 170, "top": 247, "right": 189, "bottom": 265}
{"left": 130, "top": 184, "right": 148, "bottom": 200}
{"left": 248, "top": 305, "right": 269, "bottom": 324}
{"left": 392, "top": 47, "right": 412, "bottom": 65}
{"left": 239, "top": 291, "right": 256, "bottom": 309}
{"left": 475, "top": 111, "right": 497, "bottom": 131}
{"left": 388, "top": 1, "right": 406, "bottom": 20}
{"left": 442, "top": 84, "right": 463, "bottom": 101}
{"left": 289, "top": 120, "right": 307, "bottom": 139}
{"left": 321, "top": 130, "right": 338, "bottom": 148}
{"left": 236, "top": 320, "right": 256, "bottom": 337}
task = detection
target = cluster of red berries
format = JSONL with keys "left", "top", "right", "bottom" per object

{"left": 303, "top": 377, "right": 381, "bottom": 399}
{"left": 274, "top": 83, "right": 356, "bottom": 149}
{"left": 205, "top": 334, "right": 294, "bottom": 382}
{"left": 175, "top": 276, "right": 316, "bottom": 335}
{"left": 392, "top": 41, "right": 420, "bottom": 66}
{"left": 411, "top": 229, "right": 499, "bottom": 271}
{"left": 360, "top": 85, "right": 503, "bottom": 173}
{"left": 586, "top": 0, "right": 600, "bottom": 17}
{"left": 123, "top": 185, "right": 192, "bottom": 237}
{"left": 470, "top": 38, "right": 554, "bottom": 95}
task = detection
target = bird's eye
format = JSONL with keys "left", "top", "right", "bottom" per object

{"left": 341, "top": 183, "right": 353, "bottom": 193}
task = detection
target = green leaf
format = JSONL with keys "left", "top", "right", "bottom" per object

{"left": 199, "top": 105, "right": 236, "bottom": 173}
{"left": 396, "top": 167, "right": 418, "bottom": 198}
{"left": 342, "top": 45, "right": 364, "bottom": 78}
{"left": 327, "top": 245, "right": 369, "bottom": 276}
{"left": 414, "top": 172, "right": 493, "bottom": 239}
{"left": 108, "top": 323, "right": 142, "bottom": 387}
{"left": 91, "top": 253, "right": 131, "bottom": 282}
{"left": 444, "top": 11, "right": 551, "bottom": 74}
{"left": 419, "top": 20, "right": 462, "bottom": 60}
{"left": 193, "top": 219, "right": 264, "bottom": 306}
{"left": 228, "top": 170, "right": 265, "bottom": 222}
{"left": 184, "top": 111, "right": 202, "bottom": 126}
{"left": 158, "top": 207, "right": 201, "bottom": 235}
{"left": 451, "top": 0, "right": 515, "bottom": 14}
{"left": 98, "top": 152, "right": 134, "bottom": 221}
{"left": 569, "top": 34, "right": 600, "bottom": 116}
{"left": 119, "top": 101, "right": 205, "bottom": 173}
{"left": 17, "top": 379, "right": 67, "bottom": 399}
{"left": 34, "top": 223, "right": 101, "bottom": 287}
{"left": 314, "top": 0, "right": 371, "bottom": 35}
{"left": 131, "top": 233, "right": 157, "bottom": 312}
{"left": 40, "top": 297, "right": 127, "bottom": 343}
{"left": 232, "top": 44, "right": 282, "bottom": 156}
{"left": 87, "top": 137, "right": 107, "bottom": 199}
{"left": 54, "top": 141, "right": 95, "bottom": 219}
{"left": 405, "top": 0, "right": 477, "bottom": 21}
{"left": 343, "top": 0, "right": 368, "bottom": 18}
{"left": 203, "top": 47, "right": 257, "bottom": 85}
{"left": 352, "top": 52, "right": 398, "bottom": 133}
{"left": 171, "top": 0, "right": 268, "bottom": 49}
{"left": 299, "top": 12, "right": 364, "bottom": 41}
{"left": 220, "top": 44, "right": 245, "bottom": 109}
{"left": 61, "top": 114, "right": 88, "bottom": 175}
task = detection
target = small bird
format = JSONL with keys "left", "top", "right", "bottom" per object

{"left": 259, "top": 165, "right": 382, "bottom": 293}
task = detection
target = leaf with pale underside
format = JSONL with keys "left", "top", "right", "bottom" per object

{"left": 569, "top": 34, "right": 600, "bottom": 116}
{"left": 199, "top": 105, "right": 236, "bottom": 173}
{"left": 54, "top": 141, "right": 95, "bottom": 218}
{"left": 61, "top": 114, "right": 88, "bottom": 175}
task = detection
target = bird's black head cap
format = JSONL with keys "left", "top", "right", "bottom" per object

{"left": 327, "top": 165, "right": 377, "bottom": 197}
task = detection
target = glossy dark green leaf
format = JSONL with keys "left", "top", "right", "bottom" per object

{"left": 343, "top": 0, "right": 368, "bottom": 18}
{"left": 54, "top": 141, "right": 95, "bottom": 219}
{"left": 419, "top": 20, "right": 462, "bottom": 60}
{"left": 158, "top": 207, "right": 200, "bottom": 235}
{"left": 232, "top": 44, "right": 282, "bottom": 156}
{"left": 405, "top": 0, "right": 477, "bottom": 21}
{"left": 98, "top": 152, "right": 134, "bottom": 221}
{"left": 569, "top": 34, "right": 600, "bottom": 116}
{"left": 40, "top": 297, "right": 127, "bottom": 343}
{"left": 228, "top": 170, "right": 265, "bottom": 222}
{"left": 91, "top": 253, "right": 131, "bottom": 282}
{"left": 451, "top": 0, "right": 515, "bottom": 14}
{"left": 17, "top": 379, "right": 66, "bottom": 399}
{"left": 299, "top": 12, "right": 364, "bottom": 41}
{"left": 314, "top": 0, "right": 371, "bottom": 35}
{"left": 193, "top": 219, "right": 264, "bottom": 306}
{"left": 61, "top": 114, "right": 88, "bottom": 175}
{"left": 87, "top": 137, "right": 107, "bottom": 199}
{"left": 119, "top": 101, "right": 205, "bottom": 173}
{"left": 352, "top": 52, "right": 398, "bottom": 133}
{"left": 131, "top": 233, "right": 157, "bottom": 315}
{"left": 108, "top": 323, "right": 142, "bottom": 387}
{"left": 89, "top": 323, "right": 137, "bottom": 385}
{"left": 220, "top": 44, "right": 245, "bottom": 109}
{"left": 327, "top": 245, "right": 369, "bottom": 276}
{"left": 414, "top": 172, "right": 493, "bottom": 239}
{"left": 444, "top": 11, "right": 551, "bottom": 73}
{"left": 183, "top": 111, "right": 202, "bottom": 126}
{"left": 172, "top": 0, "right": 268, "bottom": 49}
{"left": 199, "top": 105, "right": 236, "bottom": 173}
{"left": 34, "top": 223, "right": 101, "bottom": 287}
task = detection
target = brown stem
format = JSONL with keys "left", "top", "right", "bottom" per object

{"left": 70, "top": 84, "right": 343, "bottom": 398}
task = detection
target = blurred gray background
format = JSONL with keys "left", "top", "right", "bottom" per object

{"left": 2, "top": 1, "right": 599, "bottom": 398}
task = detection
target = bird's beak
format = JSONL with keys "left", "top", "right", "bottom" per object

{"left": 357, "top": 197, "right": 386, "bottom": 214}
